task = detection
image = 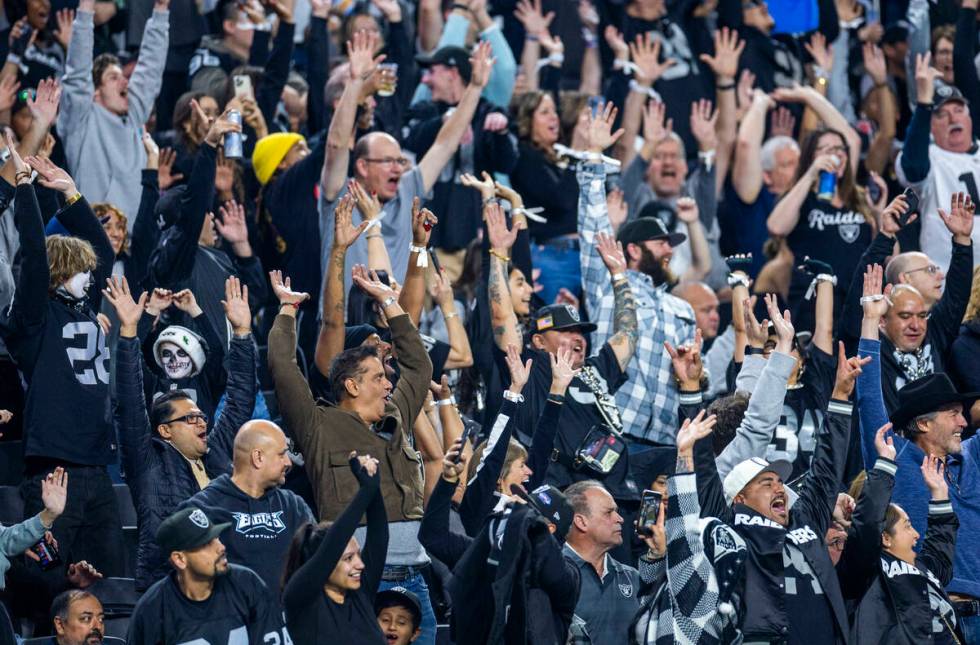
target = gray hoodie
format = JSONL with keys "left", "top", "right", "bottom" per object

{"left": 58, "top": 8, "right": 169, "bottom": 227}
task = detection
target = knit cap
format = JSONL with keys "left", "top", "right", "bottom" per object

{"left": 252, "top": 133, "right": 304, "bottom": 185}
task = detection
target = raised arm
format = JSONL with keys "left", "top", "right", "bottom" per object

{"left": 315, "top": 193, "right": 369, "bottom": 376}
{"left": 767, "top": 151, "right": 836, "bottom": 237}
{"left": 321, "top": 31, "right": 381, "bottom": 201}
{"left": 675, "top": 196, "right": 711, "bottom": 282}
{"left": 126, "top": 0, "right": 170, "bottom": 125}
{"left": 6, "top": 141, "right": 49, "bottom": 334}
{"left": 484, "top": 200, "right": 522, "bottom": 351}
{"left": 862, "top": 44, "right": 898, "bottom": 176}
{"left": 772, "top": 83, "right": 861, "bottom": 175}
{"left": 732, "top": 91, "right": 772, "bottom": 204}
{"left": 2, "top": 78, "right": 59, "bottom": 188}
{"left": 900, "top": 53, "right": 941, "bottom": 184}
{"left": 255, "top": 0, "right": 295, "bottom": 127}
{"left": 931, "top": 192, "right": 975, "bottom": 346}
{"left": 57, "top": 0, "right": 95, "bottom": 130}
{"left": 430, "top": 268, "right": 473, "bottom": 370}
{"left": 419, "top": 443, "right": 472, "bottom": 567}
{"left": 398, "top": 198, "right": 438, "bottom": 327}
{"left": 856, "top": 264, "right": 899, "bottom": 468}
{"left": 527, "top": 347, "right": 577, "bottom": 488}
{"left": 417, "top": 42, "right": 494, "bottom": 192}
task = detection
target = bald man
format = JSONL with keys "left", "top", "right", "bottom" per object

{"left": 672, "top": 281, "right": 734, "bottom": 398}
{"left": 179, "top": 420, "right": 314, "bottom": 592}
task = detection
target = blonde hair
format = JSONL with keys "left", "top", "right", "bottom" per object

{"left": 46, "top": 235, "right": 97, "bottom": 293}
{"left": 467, "top": 438, "right": 528, "bottom": 492}
{"left": 93, "top": 202, "right": 129, "bottom": 255}
{"left": 965, "top": 265, "right": 980, "bottom": 322}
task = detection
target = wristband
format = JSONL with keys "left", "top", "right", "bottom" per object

{"left": 813, "top": 65, "right": 830, "bottom": 81}
{"left": 804, "top": 273, "right": 837, "bottom": 301}
{"left": 282, "top": 301, "right": 301, "bottom": 310}
{"left": 512, "top": 206, "right": 546, "bottom": 223}
{"left": 409, "top": 243, "right": 429, "bottom": 268}
{"left": 716, "top": 81, "right": 735, "bottom": 90}
{"left": 14, "top": 171, "right": 31, "bottom": 185}
{"left": 746, "top": 346, "right": 765, "bottom": 355}
{"left": 613, "top": 59, "right": 639, "bottom": 75}
{"left": 451, "top": 2, "right": 470, "bottom": 11}
{"left": 698, "top": 149, "right": 716, "bottom": 172}
{"left": 490, "top": 249, "right": 510, "bottom": 263}
{"left": 629, "top": 79, "right": 662, "bottom": 102}
{"left": 547, "top": 393, "right": 565, "bottom": 404}
{"left": 443, "top": 311, "right": 459, "bottom": 320}
{"left": 859, "top": 294, "right": 889, "bottom": 305}
{"left": 503, "top": 390, "right": 525, "bottom": 403}
{"left": 65, "top": 192, "right": 82, "bottom": 206}
{"left": 435, "top": 396, "right": 457, "bottom": 407}
{"left": 382, "top": 295, "right": 397, "bottom": 309}
{"left": 611, "top": 272, "right": 627, "bottom": 283}
{"left": 366, "top": 233, "right": 383, "bottom": 239}
{"left": 525, "top": 34, "right": 539, "bottom": 42}
{"left": 536, "top": 53, "right": 565, "bottom": 70}
{"left": 727, "top": 273, "right": 750, "bottom": 288}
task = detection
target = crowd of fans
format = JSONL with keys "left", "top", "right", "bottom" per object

{"left": 4, "top": 0, "right": 980, "bottom": 642}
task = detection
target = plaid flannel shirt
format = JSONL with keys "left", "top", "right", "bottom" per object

{"left": 577, "top": 163, "right": 695, "bottom": 444}
{"left": 635, "top": 472, "right": 745, "bottom": 645}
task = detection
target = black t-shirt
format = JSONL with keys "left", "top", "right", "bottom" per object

{"left": 783, "top": 544, "right": 836, "bottom": 645}
{"left": 720, "top": 181, "right": 776, "bottom": 278}
{"left": 786, "top": 193, "right": 872, "bottom": 291}
{"left": 494, "top": 343, "right": 638, "bottom": 501}
{"left": 127, "top": 565, "right": 290, "bottom": 645}
{"left": 765, "top": 346, "right": 836, "bottom": 481}
{"left": 287, "top": 588, "right": 386, "bottom": 645}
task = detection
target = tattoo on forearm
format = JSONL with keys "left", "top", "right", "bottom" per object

{"left": 489, "top": 257, "right": 511, "bottom": 341}
{"left": 610, "top": 278, "right": 638, "bottom": 354}
{"left": 676, "top": 453, "right": 693, "bottom": 473}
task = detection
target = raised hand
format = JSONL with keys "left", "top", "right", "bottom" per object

{"left": 172, "top": 288, "right": 203, "bottom": 316}
{"left": 347, "top": 29, "right": 384, "bottom": 82}
{"left": 675, "top": 196, "right": 699, "bottom": 224}
{"left": 676, "top": 409, "right": 718, "bottom": 454}
{"left": 4, "top": 130, "right": 28, "bottom": 180}
{"left": 351, "top": 265, "right": 397, "bottom": 303}
{"left": 25, "top": 155, "right": 76, "bottom": 196}
{"left": 214, "top": 201, "right": 249, "bottom": 244}
{"left": 157, "top": 148, "right": 183, "bottom": 189}
{"left": 769, "top": 104, "right": 796, "bottom": 138}
{"left": 270, "top": 270, "right": 310, "bottom": 306}
{"left": 513, "top": 0, "right": 554, "bottom": 38}
{"left": 665, "top": 327, "right": 704, "bottom": 390}
{"left": 221, "top": 276, "right": 251, "bottom": 334}
{"left": 101, "top": 276, "right": 147, "bottom": 332}
{"left": 860, "top": 263, "right": 891, "bottom": 320}
{"left": 914, "top": 52, "right": 942, "bottom": 105}
{"left": 699, "top": 26, "right": 744, "bottom": 81}
{"left": 690, "top": 99, "right": 717, "bottom": 151}
{"left": 804, "top": 31, "right": 833, "bottom": 71}
{"left": 485, "top": 201, "right": 518, "bottom": 254}
{"left": 604, "top": 25, "right": 629, "bottom": 62}
{"left": 214, "top": 154, "right": 236, "bottom": 196}
{"left": 0, "top": 75, "right": 20, "bottom": 114}
{"left": 877, "top": 193, "right": 912, "bottom": 236}
{"left": 469, "top": 40, "right": 495, "bottom": 89}
{"left": 920, "top": 453, "right": 949, "bottom": 500}
{"left": 831, "top": 340, "right": 872, "bottom": 400}
{"left": 938, "top": 191, "right": 975, "bottom": 243}
{"left": 607, "top": 188, "right": 628, "bottom": 231}
{"left": 493, "top": 181, "right": 524, "bottom": 208}
{"left": 442, "top": 437, "right": 467, "bottom": 481}
{"left": 743, "top": 296, "right": 768, "bottom": 349}
{"left": 549, "top": 344, "right": 580, "bottom": 394}
{"left": 736, "top": 71, "right": 759, "bottom": 120}
{"left": 204, "top": 108, "right": 243, "bottom": 148}
{"left": 865, "top": 171, "right": 888, "bottom": 216}
{"left": 504, "top": 343, "right": 533, "bottom": 394}
{"left": 460, "top": 170, "right": 496, "bottom": 200}
{"left": 145, "top": 288, "right": 172, "bottom": 316}
{"left": 764, "top": 293, "right": 794, "bottom": 353}
{"left": 428, "top": 267, "right": 454, "bottom": 308}
{"left": 862, "top": 42, "right": 887, "bottom": 85}
{"left": 642, "top": 100, "right": 672, "bottom": 146}
{"left": 630, "top": 33, "right": 675, "bottom": 85}
{"left": 832, "top": 493, "right": 856, "bottom": 530}
{"left": 0, "top": 409, "right": 12, "bottom": 424}
{"left": 40, "top": 467, "right": 68, "bottom": 525}
{"left": 584, "top": 101, "right": 624, "bottom": 153}
{"left": 66, "top": 561, "right": 103, "bottom": 589}
{"left": 333, "top": 192, "right": 370, "bottom": 248}
{"left": 596, "top": 232, "right": 627, "bottom": 276}
{"left": 53, "top": 9, "right": 75, "bottom": 49}
{"left": 411, "top": 197, "right": 438, "bottom": 245}
{"left": 874, "top": 422, "right": 896, "bottom": 461}
{"left": 142, "top": 128, "right": 160, "bottom": 169}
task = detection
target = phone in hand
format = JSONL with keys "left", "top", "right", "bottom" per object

{"left": 30, "top": 536, "right": 62, "bottom": 572}
{"left": 638, "top": 489, "right": 663, "bottom": 534}
{"left": 452, "top": 423, "right": 478, "bottom": 464}
{"left": 233, "top": 74, "right": 254, "bottom": 101}
{"left": 867, "top": 179, "right": 882, "bottom": 205}
{"left": 900, "top": 187, "right": 919, "bottom": 227}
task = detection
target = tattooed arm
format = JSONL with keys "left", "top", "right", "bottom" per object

{"left": 486, "top": 201, "right": 523, "bottom": 351}
{"left": 596, "top": 233, "right": 638, "bottom": 371}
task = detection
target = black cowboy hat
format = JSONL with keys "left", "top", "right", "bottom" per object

{"left": 889, "top": 373, "right": 980, "bottom": 431}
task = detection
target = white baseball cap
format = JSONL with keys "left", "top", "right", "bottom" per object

{"left": 723, "top": 457, "right": 795, "bottom": 506}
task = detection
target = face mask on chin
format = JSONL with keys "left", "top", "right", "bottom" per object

{"left": 160, "top": 342, "right": 194, "bottom": 379}
{"left": 63, "top": 271, "right": 92, "bottom": 299}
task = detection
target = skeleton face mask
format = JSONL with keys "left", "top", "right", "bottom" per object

{"left": 63, "top": 271, "right": 92, "bottom": 299}
{"left": 160, "top": 342, "right": 193, "bottom": 379}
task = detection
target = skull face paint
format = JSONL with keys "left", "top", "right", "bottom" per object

{"left": 160, "top": 342, "right": 193, "bottom": 379}
{"left": 64, "top": 271, "right": 92, "bottom": 299}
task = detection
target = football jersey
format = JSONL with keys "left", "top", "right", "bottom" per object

{"left": 896, "top": 142, "right": 980, "bottom": 271}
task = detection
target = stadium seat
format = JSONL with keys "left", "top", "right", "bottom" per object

{"left": 89, "top": 577, "right": 139, "bottom": 616}
{"left": 0, "top": 485, "right": 23, "bottom": 525}
{"left": 0, "top": 440, "right": 23, "bottom": 485}
{"left": 103, "top": 615, "right": 131, "bottom": 639}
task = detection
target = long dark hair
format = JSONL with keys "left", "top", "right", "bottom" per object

{"left": 793, "top": 127, "right": 874, "bottom": 228}
{"left": 282, "top": 521, "right": 335, "bottom": 592}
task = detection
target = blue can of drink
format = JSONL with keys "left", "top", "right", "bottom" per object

{"left": 817, "top": 171, "right": 836, "bottom": 200}
{"left": 224, "top": 110, "right": 242, "bottom": 159}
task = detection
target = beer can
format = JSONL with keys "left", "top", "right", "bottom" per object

{"left": 817, "top": 155, "right": 839, "bottom": 201}
{"left": 224, "top": 110, "right": 243, "bottom": 159}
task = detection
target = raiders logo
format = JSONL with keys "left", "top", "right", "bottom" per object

{"left": 838, "top": 223, "right": 860, "bottom": 243}
{"left": 189, "top": 509, "right": 210, "bottom": 528}
{"left": 618, "top": 583, "right": 634, "bottom": 598}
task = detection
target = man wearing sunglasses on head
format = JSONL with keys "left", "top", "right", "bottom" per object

{"left": 103, "top": 275, "right": 257, "bottom": 591}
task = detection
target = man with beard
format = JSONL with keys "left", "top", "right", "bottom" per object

{"left": 127, "top": 508, "right": 290, "bottom": 644}
{"left": 898, "top": 54, "right": 980, "bottom": 271}
{"left": 576, "top": 110, "right": 695, "bottom": 447}
{"left": 48, "top": 589, "right": 105, "bottom": 645}
{"left": 105, "top": 275, "right": 256, "bottom": 591}
{"left": 179, "top": 420, "right": 314, "bottom": 594}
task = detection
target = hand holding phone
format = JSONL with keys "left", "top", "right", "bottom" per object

{"left": 900, "top": 187, "right": 919, "bottom": 227}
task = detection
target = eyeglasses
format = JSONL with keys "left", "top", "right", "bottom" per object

{"left": 164, "top": 412, "right": 208, "bottom": 426}
{"left": 904, "top": 264, "right": 942, "bottom": 276}
{"left": 815, "top": 145, "right": 847, "bottom": 156}
{"left": 362, "top": 157, "right": 411, "bottom": 168}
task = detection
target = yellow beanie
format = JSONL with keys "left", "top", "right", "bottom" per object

{"left": 252, "top": 132, "right": 304, "bottom": 185}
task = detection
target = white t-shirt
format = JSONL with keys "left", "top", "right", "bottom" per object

{"left": 896, "top": 142, "right": 980, "bottom": 271}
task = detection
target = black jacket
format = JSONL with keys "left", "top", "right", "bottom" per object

{"left": 694, "top": 398, "right": 854, "bottom": 643}
{"left": 448, "top": 503, "right": 580, "bottom": 645}
{"left": 852, "top": 500, "right": 960, "bottom": 644}
{"left": 114, "top": 333, "right": 256, "bottom": 590}
{"left": 950, "top": 319, "right": 980, "bottom": 393}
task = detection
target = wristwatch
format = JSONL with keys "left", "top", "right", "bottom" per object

{"left": 382, "top": 295, "right": 397, "bottom": 309}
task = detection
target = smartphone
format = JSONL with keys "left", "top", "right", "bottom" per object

{"left": 30, "top": 536, "right": 62, "bottom": 572}
{"left": 428, "top": 246, "right": 442, "bottom": 275}
{"left": 638, "top": 489, "right": 663, "bottom": 534}
{"left": 867, "top": 179, "right": 882, "bottom": 205}
{"left": 452, "top": 424, "right": 478, "bottom": 464}
{"left": 233, "top": 74, "right": 254, "bottom": 101}
{"left": 900, "top": 187, "right": 919, "bottom": 227}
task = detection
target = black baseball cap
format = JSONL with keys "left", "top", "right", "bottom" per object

{"left": 933, "top": 80, "right": 969, "bottom": 111}
{"left": 616, "top": 215, "right": 686, "bottom": 247}
{"left": 882, "top": 21, "right": 910, "bottom": 45}
{"left": 375, "top": 586, "right": 423, "bottom": 629}
{"left": 532, "top": 303, "right": 597, "bottom": 334}
{"left": 512, "top": 484, "right": 574, "bottom": 540}
{"left": 416, "top": 46, "right": 472, "bottom": 83}
{"left": 156, "top": 507, "right": 230, "bottom": 554}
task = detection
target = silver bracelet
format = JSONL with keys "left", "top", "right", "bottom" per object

{"left": 435, "top": 396, "right": 457, "bottom": 407}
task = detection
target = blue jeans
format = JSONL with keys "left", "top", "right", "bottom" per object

{"left": 961, "top": 614, "right": 980, "bottom": 644}
{"left": 532, "top": 243, "right": 581, "bottom": 306}
{"left": 378, "top": 571, "right": 437, "bottom": 645}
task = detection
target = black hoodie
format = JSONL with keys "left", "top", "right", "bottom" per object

{"left": 179, "top": 473, "right": 314, "bottom": 594}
